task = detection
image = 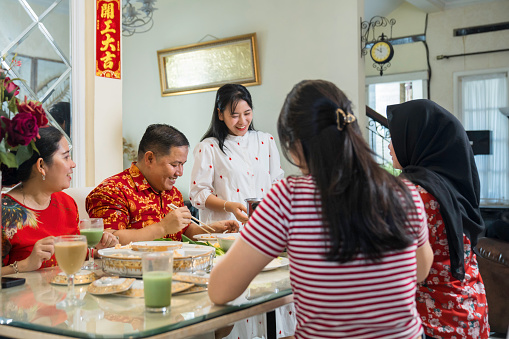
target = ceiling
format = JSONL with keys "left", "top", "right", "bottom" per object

{"left": 364, "top": 0, "right": 500, "bottom": 19}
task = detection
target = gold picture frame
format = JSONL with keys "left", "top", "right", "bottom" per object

{"left": 157, "top": 33, "right": 261, "bottom": 96}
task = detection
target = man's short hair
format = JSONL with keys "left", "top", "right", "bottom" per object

{"left": 138, "top": 124, "right": 189, "bottom": 160}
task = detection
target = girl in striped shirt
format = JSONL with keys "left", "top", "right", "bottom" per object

{"left": 209, "top": 80, "right": 433, "bottom": 339}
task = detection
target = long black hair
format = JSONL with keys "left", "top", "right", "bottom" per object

{"left": 278, "top": 80, "right": 415, "bottom": 262}
{"left": 201, "top": 84, "right": 255, "bottom": 154}
{"left": 2, "top": 126, "right": 64, "bottom": 186}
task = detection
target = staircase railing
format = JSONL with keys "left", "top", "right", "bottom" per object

{"left": 365, "top": 106, "right": 398, "bottom": 174}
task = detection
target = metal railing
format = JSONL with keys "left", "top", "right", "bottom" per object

{"left": 366, "top": 106, "right": 399, "bottom": 175}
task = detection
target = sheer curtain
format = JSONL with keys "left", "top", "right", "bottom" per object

{"left": 461, "top": 73, "right": 509, "bottom": 205}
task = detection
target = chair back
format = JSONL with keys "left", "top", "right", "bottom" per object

{"left": 63, "top": 187, "right": 95, "bottom": 219}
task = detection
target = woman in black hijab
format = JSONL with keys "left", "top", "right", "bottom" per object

{"left": 387, "top": 99, "right": 489, "bottom": 339}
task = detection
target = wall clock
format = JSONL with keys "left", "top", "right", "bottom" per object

{"left": 370, "top": 40, "right": 394, "bottom": 65}
{"left": 369, "top": 34, "right": 394, "bottom": 76}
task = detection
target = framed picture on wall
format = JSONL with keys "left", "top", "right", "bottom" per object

{"left": 157, "top": 33, "right": 261, "bottom": 96}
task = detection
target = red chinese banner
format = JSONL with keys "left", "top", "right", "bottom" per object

{"left": 96, "top": 0, "right": 121, "bottom": 79}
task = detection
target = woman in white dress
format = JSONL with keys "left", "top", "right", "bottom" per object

{"left": 190, "top": 84, "right": 284, "bottom": 226}
{"left": 190, "top": 84, "right": 295, "bottom": 339}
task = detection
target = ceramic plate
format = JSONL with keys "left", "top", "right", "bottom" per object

{"left": 114, "top": 280, "right": 194, "bottom": 298}
{"left": 193, "top": 233, "right": 221, "bottom": 242}
{"left": 131, "top": 241, "right": 183, "bottom": 252}
{"left": 174, "top": 285, "right": 207, "bottom": 295}
{"left": 262, "top": 257, "right": 289, "bottom": 272}
{"left": 87, "top": 277, "right": 136, "bottom": 295}
{"left": 172, "top": 272, "right": 209, "bottom": 285}
{"left": 51, "top": 270, "right": 97, "bottom": 285}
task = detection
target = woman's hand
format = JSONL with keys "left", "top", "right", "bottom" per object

{"left": 209, "top": 220, "right": 240, "bottom": 233}
{"left": 19, "top": 236, "right": 55, "bottom": 272}
{"left": 95, "top": 231, "right": 119, "bottom": 251}
{"left": 225, "top": 201, "right": 249, "bottom": 223}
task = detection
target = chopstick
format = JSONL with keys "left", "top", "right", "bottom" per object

{"left": 168, "top": 204, "right": 216, "bottom": 234}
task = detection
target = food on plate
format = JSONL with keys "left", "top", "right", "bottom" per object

{"left": 114, "top": 242, "right": 132, "bottom": 250}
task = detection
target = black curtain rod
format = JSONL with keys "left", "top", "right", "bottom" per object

{"left": 437, "top": 48, "right": 509, "bottom": 60}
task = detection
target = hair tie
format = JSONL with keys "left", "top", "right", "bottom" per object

{"left": 335, "top": 108, "right": 356, "bottom": 131}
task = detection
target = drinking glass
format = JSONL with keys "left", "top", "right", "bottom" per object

{"left": 79, "top": 218, "right": 104, "bottom": 270}
{"left": 54, "top": 235, "right": 88, "bottom": 308}
{"left": 142, "top": 251, "right": 174, "bottom": 313}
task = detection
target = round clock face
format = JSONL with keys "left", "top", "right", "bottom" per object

{"left": 370, "top": 41, "right": 394, "bottom": 64}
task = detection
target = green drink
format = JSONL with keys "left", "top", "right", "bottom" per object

{"left": 143, "top": 271, "right": 172, "bottom": 310}
{"left": 80, "top": 229, "right": 103, "bottom": 247}
{"left": 79, "top": 218, "right": 104, "bottom": 270}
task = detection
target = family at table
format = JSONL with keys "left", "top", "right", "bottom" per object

{"left": 1, "top": 80, "right": 489, "bottom": 339}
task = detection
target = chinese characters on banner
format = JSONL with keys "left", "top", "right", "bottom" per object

{"left": 96, "top": 0, "right": 121, "bottom": 79}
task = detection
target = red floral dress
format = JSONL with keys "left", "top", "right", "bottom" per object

{"left": 416, "top": 186, "right": 489, "bottom": 339}
{"left": 2, "top": 192, "right": 79, "bottom": 268}
{"left": 85, "top": 163, "right": 188, "bottom": 241}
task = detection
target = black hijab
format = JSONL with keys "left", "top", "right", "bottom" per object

{"left": 387, "top": 99, "right": 484, "bottom": 281}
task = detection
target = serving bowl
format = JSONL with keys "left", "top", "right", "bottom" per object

{"left": 98, "top": 244, "right": 214, "bottom": 277}
{"left": 217, "top": 233, "right": 241, "bottom": 252}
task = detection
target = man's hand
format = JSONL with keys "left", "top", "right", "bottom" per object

{"left": 209, "top": 220, "right": 240, "bottom": 233}
{"left": 19, "top": 236, "right": 55, "bottom": 272}
{"left": 161, "top": 206, "right": 192, "bottom": 235}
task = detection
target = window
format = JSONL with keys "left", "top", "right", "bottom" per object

{"left": 458, "top": 71, "right": 509, "bottom": 205}
{"left": 366, "top": 73, "right": 428, "bottom": 173}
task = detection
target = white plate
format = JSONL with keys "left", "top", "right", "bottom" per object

{"left": 114, "top": 280, "right": 194, "bottom": 297}
{"left": 262, "top": 257, "right": 289, "bottom": 272}
{"left": 193, "top": 233, "right": 221, "bottom": 242}
{"left": 131, "top": 241, "right": 182, "bottom": 251}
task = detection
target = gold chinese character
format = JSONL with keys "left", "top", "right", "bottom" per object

{"left": 100, "top": 19, "right": 116, "bottom": 35}
{"left": 100, "top": 51, "right": 116, "bottom": 69}
{"left": 100, "top": 3, "right": 115, "bottom": 19}
{"left": 100, "top": 33, "right": 116, "bottom": 52}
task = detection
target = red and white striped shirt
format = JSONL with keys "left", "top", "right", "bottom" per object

{"left": 242, "top": 175, "right": 428, "bottom": 339}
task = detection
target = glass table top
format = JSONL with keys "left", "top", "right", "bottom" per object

{"left": 0, "top": 261, "right": 292, "bottom": 338}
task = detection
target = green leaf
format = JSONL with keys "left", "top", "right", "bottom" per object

{"left": 0, "top": 107, "right": 9, "bottom": 118}
{"left": 7, "top": 96, "right": 18, "bottom": 113}
{"left": 30, "top": 139, "right": 39, "bottom": 154}
{"left": 0, "top": 149, "right": 17, "bottom": 168}
{"left": 15, "top": 145, "right": 33, "bottom": 166}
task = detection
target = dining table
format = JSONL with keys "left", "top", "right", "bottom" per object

{"left": 0, "top": 259, "right": 293, "bottom": 339}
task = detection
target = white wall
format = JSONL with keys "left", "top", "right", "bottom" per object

{"left": 122, "top": 0, "right": 365, "bottom": 199}
{"left": 427, "top": 0, "right": 509, "bottom": 114}
{"left": 364, "top": 2, "right": 428, "bottom": 77}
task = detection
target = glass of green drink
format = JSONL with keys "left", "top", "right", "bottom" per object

{"left": 142, "top": 251, "right": 174, "bottom": 313}
{"left": 79, "top": 218, "right": 104, "bottom": 270}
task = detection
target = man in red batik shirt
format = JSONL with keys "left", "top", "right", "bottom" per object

{"left": 86, "top": 124, "right": 238, "bottom": 245}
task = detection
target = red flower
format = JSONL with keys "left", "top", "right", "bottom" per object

{"left": 3, "top": 77, "right": 20, "bottom": 99}
{"left": 2, "top": 113, "right": 39, "bottom": 146}
{"left": 0, "top": 125, "right": 5, "bottom": 143}
{"left": 16, "top": 97, "right": 49, "bottom": 127}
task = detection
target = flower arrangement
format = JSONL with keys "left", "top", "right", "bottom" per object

{"left": 0, "top": 55, "right": 49, "bottom": 168}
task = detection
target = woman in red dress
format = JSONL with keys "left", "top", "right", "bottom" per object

{"left": 388, "top": 99, "right": 489, "bottom": 339}
{"left": 2, "top": 126, "right": 118, "bottom": 275}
